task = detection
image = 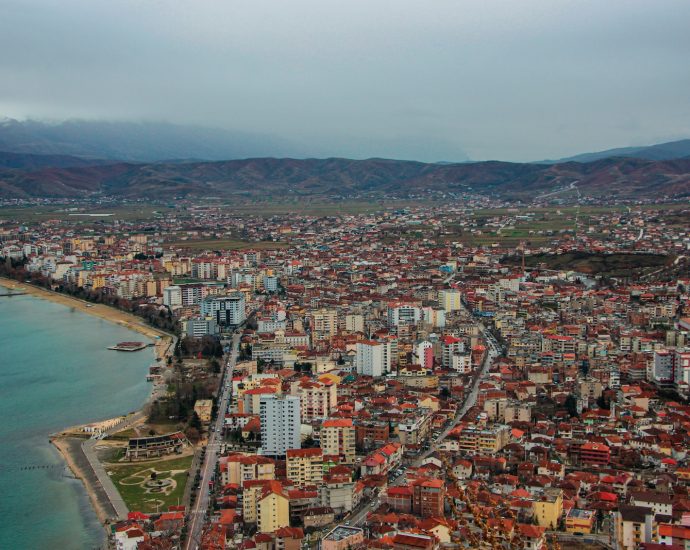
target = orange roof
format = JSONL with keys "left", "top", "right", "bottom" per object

{"left": 323, "top": 418, "right": 353, "bottom": 428}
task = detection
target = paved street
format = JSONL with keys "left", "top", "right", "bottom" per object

{"left": 184, "top": 331, "right": 241, "bottom": 550}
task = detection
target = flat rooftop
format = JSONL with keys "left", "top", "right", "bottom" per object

{"left": 323, "top": 525, "right": 364, "bottom": 541}
{"left": 567, "top": 508, "right": 594, "bottom": 519}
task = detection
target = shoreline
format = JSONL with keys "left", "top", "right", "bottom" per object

{"left": 51, "top": 436, "right": 118, "bottom": 525}
{"left": 0, "top": 276, "right": 171, "bottom": 342}
{"left": 0, "top": 276, "right": 176, "bottom": 531}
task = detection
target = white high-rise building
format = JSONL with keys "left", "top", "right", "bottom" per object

{"left": 442, "top": 335, "right": 465, "bottom": 368}
{"left": 200, "top": 293, "right": 246, "bottom": 326}
{"left": 259, "top": 395, "right": 301, "bottom": 457}
{"left": 356, "top": 340, "right": 391, "bottom": 377}
{"left": 163, "top": 286, "right": 182, "bottom": 308}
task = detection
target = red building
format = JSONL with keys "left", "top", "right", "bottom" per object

{"left": 412, "top": 479, "right": 445, "bottom": 518}
{"left": 385, "top": 486, "right": 413, "bottom": 513}
{"left": 580, "top": 442, "right": 610, "bottom": 466}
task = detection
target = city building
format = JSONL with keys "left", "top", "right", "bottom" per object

{"left": 321, "top": 418, "right": 356, "bottom": 464}
{"left": 259, "top": 395, "right": 301, "bottom": 457}
{"left": 355, "top": 340, "right": 391, "bottom": 377}
{"left": 286, "top": 448, "right": 324, "bottom": 487}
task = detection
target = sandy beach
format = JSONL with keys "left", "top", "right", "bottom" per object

{"left": 1, "top": 276, "right": 176, "bottom": 529}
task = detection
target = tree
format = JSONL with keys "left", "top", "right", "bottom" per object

{"left": 564, "top": 394, "right": 579, "bottom": 417}
{"left": 597, "top": 392, "right": 611, "bottom": 410}
{"left": 189, "top": 412, "right": 202, "bottom": 431}
{"left": 185, "top": 427, "right": 201, "bottom": 443}
{"left": 209, "top": 359, "right": 221, "bottom": 374}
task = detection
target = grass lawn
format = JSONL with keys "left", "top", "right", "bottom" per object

{"left": 106, "top": 455, "right": 193, "bottom": 513}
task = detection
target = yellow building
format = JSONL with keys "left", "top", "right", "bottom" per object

{"left": 221, "top": 453, "right": 275, "bottom": 485}
{"left": 257, "top": 483, "right": 290, "bottom": 533}
{"left": 286, "top": 448, "right": 324, "bottom": 487}
{"left": 457, "top": 425, "right": 510, "bottom": 455}
{"left": 193, "top": 399, "right": 213, "bottom": 423}
{"left": 311, "top": 309, "right": 338, "bottom": 340}
{"left": 616, "top": 505, "right": 655, "bottom": 550}
{"left": 533, "top": 488, "right": 563, "bottom": 530}
{"left": 565, "top": 508, "right": 595, "bottom": 534}
{"left": 439, "top": 289, "right": 462, "bottom": 312}
{"left": 91, "top": 273, "right": 107, "bottom": 290}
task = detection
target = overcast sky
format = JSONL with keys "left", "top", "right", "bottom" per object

{"left": 1, "top": 0, "right": 689, "bottom": 161}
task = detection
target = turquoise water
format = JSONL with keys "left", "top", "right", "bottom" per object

{"left": 0, "top": 287, "right": 155, "bottom": 549}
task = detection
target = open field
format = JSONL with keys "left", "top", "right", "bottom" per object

{"left": 439, "top": 203, "right": 689, "bottom": 246}
{"left": 503, "top": 251, "right": 673, "bottom": 276}
{"left": 215, "top": 198, "right": 439, "bottom": 216}
{"left": 0, "top": 204, "right": 175, "bottom": 222}
{"left": 106, "top": 455, "right": 193, "bottom": 514}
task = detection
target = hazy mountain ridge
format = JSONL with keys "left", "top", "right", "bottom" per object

{"left": 0, "top": 150, "right": 111, "bottom": 170}
{"left": 542, "top": 138, "right": 690, "bottom": 163}
{"left": 0, "top": 118, "right": 301, "bottom": 162}
{"left": 1, "top": 154, "right": 689, "bottom": 201}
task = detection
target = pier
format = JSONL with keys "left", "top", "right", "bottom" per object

{"left": 0, "top": 292, "right": 27, "bottom": 297}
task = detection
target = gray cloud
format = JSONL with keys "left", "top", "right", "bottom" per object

{"left": 1, "top": 0, "right": 689, "bottom": 161}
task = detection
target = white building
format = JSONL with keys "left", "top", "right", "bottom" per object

{"left": 355, "top": 340, "right": 391, "bottom": 377}
{"left": 201, "top": 293, "right": 246, "bottom": 327}
{"left": 422, "top": 307, "right": 446, "bottom": 328}
{"left": 387, "top": 304, "right": 421, "bottom": 328}
{"left": 259, "top": 395, "right": 301, "bottom": 457}
{"left": 345, "top": 313, "right": 364, "bottom": 333}
{"left": 673, "top": 349, "right": 690, "bottom": 389}
{"left": 163, "top": 285, "right": 182, "bottom": 308}
{"left": 450, "top": 351, "right": 472, "bottom": 373}
{"left": 653, "top": 348, "right": 690, "bottom": 388}
{"left": 442, "top": 336, "right": 465, "bottom": 368}
{"left": 114, "top": 527, "right": 145, "bottom": 550}
{"left": 415, "top": 341, "right": 434, "bottom": 369}
{"left": 185, "top": 316, "right": 219, "bottom": 338}
{"left": 653, "top": 349, "right": 674, "bottom": 385}
{"left": 257, "top": 318, "right": 287, "bottom": 333}
{"left": 263, "top": 275, "right": 278, "bottom": 293}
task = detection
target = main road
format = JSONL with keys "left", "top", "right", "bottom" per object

{"left": 349, "top": 315, "right": 503, "bottom": 527}
{"left": 184, "top": 331, "right": 241, "bottom": 550}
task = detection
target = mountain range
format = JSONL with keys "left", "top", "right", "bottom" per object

{"left": 1, "top": 154, "right": 689, "bottom": 201}
{"left": 0, "top": 119, "right": 689, "bottom": 201}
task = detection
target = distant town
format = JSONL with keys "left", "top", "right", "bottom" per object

{"left": 1, "top": 197, "right": 689, "bottom": 550}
